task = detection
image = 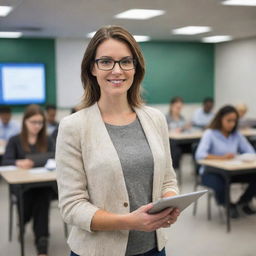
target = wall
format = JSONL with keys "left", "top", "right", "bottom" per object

{"left": 140, "top": 41, "right": 214, "bottom": 104}
{"left": 0, "top": 38, "right": 56, "bottom": 111}
{"left": 215, "top": 37, "right": 256, "bottom": 118}
{"left": 55, "top": 38, "right": 88, "bottom": 108}
{"left": 56, "top": 39, "right": 214, "bottom": 108}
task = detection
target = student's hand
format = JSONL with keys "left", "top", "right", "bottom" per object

{"left": 126, "top": 203, "right": 178, "bottom": 232}
{"left": 15, "top": 159, "right": 34, "bottom": 169}
{"left": 174, "top": 128, "right": 182, "bottom": 133}
{"left": 184, "top": 122, "right": 192, "bottom": 130}
{"left": 222, "top": 153, "right": 235, "bottom": 160}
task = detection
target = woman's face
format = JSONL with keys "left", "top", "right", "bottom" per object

{"left": 221, "top": 112, "right": 237, "bottom": 133}
{"left": 25, "top": 114, "right": 44, "bottom": 136}
{"left": 92, "top": 38, "right": 136, "bottom": 99}
{"left": 171, "top": 102, "right": 183, "bottom": 115}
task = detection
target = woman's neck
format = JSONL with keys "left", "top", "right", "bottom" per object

{"left": 98, "top": 96, "right": 136, "bottom": 125}
{"left": 28, "top": 134, "right": 37, "bottom": 145}
{"left": 170, "top": 111, "right": 180, "bottom": 120}
{"left": 220, "top": 129, "right": 230, "bottom": 137}
{"left": 98, "top": 96, "right": 133, "bottom": 116}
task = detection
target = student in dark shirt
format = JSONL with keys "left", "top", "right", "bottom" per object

{"left": 45, "top": 104, "right": 59, "bottom": 135}
{"left": 2, "top": 104, "right": 55, "bottom": 256}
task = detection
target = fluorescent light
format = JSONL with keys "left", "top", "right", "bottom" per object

{"left": 87, "top": 31, "right": 96, "bottom": 38}
{"left": 202, "top": 35, "right": 233, "bottom": 43}
{"left": 133, "top": 35, "right": 151, "bottom": 42}
{"left": 172, "top": 26, "right": 211, "bottom": 35}
{"left": 87, "top": 31, "right": 151, "bottom": 42}
{"left": 0, "top": 32, "right": 22, "bottom": 38}
{"left": 0, "top": 6, "right": 13, "bottom": 16}
{"left": 114, "top": 9, "right": 165, "bottom": 20}
{"left": 222, "top": 0, "right": 256, "bottom": 6}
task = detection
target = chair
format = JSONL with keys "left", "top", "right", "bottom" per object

{"left": 191, "top": 142, "right": 214, "bottom": 220}
{"left": 8, "top": 186, "right": 68, "bottom": 242}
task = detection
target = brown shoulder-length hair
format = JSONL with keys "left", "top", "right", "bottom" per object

{"left": 80, "top": 25, "right": 145, "bottom": 108}
{"left": 208, "top": 105, "right": 239, "bottom": 134}
{"left": 20, "top": 104, "right": 47, "bottom": 152}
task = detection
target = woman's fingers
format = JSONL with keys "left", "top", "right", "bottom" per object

{"left": 153, "top": 208, "right": 180, "bottom": 229}
{"left": 131, "top": 205, "right": 180, "bottom": 232}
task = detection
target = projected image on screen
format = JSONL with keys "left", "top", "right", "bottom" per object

{"left": 0, "top": 63, "right": 46, "bottom": 105}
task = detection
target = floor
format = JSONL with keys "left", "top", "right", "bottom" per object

{"left": 0, "top": 155, "right": 255, "bottom": 256}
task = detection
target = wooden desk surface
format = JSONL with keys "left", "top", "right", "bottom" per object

{"left": 240, "top": 128, "right": 256, "bottom": 137}
{"left": 169, "top": 131, "right": 202, "bottom": 140}
{"left": 0, "top": 168, "right": 56, "bottom": 184}
{"left": 198, "top": 159, "right": 256, "bottom": 171}
{"left": 169, "top": 128, "right": 256, "bottom": 140}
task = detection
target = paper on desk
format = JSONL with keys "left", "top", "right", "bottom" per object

{"left": 29, "top": 167, "right": 50, "bottom": 174}
{"left": 0, "top": 166, "right": 18, "bottom": 172}
{"left": 224, "top": 160, "right": 242, "bottom": 165}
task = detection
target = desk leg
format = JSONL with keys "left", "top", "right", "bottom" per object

{"left": 8, "top": 185, "right": 13, "bottom": 241}
{"left": 225, "top": 176, "right": 231, "bottom": 233}
{"left": 17, "top": 186, "right": 25, "bottom": 256}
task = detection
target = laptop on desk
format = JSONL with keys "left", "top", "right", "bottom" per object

{"left": 26, "top": 152, "right": 54, "bottom": 166}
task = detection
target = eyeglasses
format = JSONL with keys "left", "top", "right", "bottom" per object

{"left": 27, "top": 120, "right": 44, "bottom": 126}
{"left": 94, "top": 57, "right": 137, "bottom": 71}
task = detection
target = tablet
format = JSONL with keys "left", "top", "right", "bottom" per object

{"left": 148, "top": 190, "right": 208, "bottom": 214}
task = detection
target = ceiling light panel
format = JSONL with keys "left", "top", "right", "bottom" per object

{"left": 0, "top": 31, "right": 22, "bottom": 38}
{"left": 133, "top": 35, "right": 151, "bottom": 42}
{"left": 222, "top": 0, "right": 256, "bottom": 6}
{"left": 202, "top": 35, "right": 233, "bottom": 43}
{"left": 87, "top": 32, "right": 151, "bottom": 42}
{"left": 0, "top": 5, "right": 13, "bottom": 16}
{"left": 114, "top": 9, "right": 165, "bottom": 20}
{"left": 87, "top": 31, "right": 96, "bottom": 38}
{"left": 172, "top": 26, "right": 212, "bottom": 35}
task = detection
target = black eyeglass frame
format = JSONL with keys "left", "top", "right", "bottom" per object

{"left": 94, "top": 57, "right": 137, "bottom": 71}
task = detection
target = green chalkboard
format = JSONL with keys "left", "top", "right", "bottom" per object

{"left": 0, "top": 38, "right": 56, "bottom": 112}
{"left": 140, "top": 41, "right": 214, "bottom": 104}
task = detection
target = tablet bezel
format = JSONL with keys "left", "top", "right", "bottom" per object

{"left": 148, "top": 190, "right": 208, "bottom": 214}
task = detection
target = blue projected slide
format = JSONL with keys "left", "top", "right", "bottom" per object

{"left": 0, "top": 63, "right": 46, "bottom": 105}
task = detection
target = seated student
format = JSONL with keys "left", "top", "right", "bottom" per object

{"left": 166, "top": 96, "right": 189, "bottom": 132}
{"left": 235, "top": 103, "right": 256, "bottom": 129}
{"left": 45, "top": 104, "right": 59, "bottom": 135}
{"left": 2, "top": 104, "right": 55, "bottom": 256}
{"left": 192, "top": 97, "right": 214, "bottom": 129}
{"left": 0, "top": 106, "right": 20, "bottom": 142}
{"left": 51, "top": 106, "right": 79, "bottom": 143}
{"left": 196, "top": 105, "right": 256, "bottom": 218}
{"left": 166, "top": 97, "right": 191, "bottom": 170}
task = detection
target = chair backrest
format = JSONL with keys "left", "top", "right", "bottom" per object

{"left": 191, "top": 142, "right": 200, "bottom": 176}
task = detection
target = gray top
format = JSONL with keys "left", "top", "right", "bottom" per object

{"left": 165, "top": 113, "right": 186, "bottom": 131}
{"left": 105, "top": 118, "right": 156, "bottom": 255}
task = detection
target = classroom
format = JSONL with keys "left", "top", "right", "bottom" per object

{"left": 0, "top": 1, "right": 256, "bottom": 256}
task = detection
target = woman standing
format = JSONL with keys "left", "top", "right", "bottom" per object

{"left": 2, "top": 104, "right": 55, "bottom": 256}
{"left": 196, "top": 105, "right": 256, "bottom": 218}
{"left": 56, "top": 26, "right": 180, "bottom": 256}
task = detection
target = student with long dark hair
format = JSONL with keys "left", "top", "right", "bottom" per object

{"left": 196, "top": 105, "right": 256, "bottom": 218}
{"left": 2, "top": 104, "right": 55, "bottom": 256}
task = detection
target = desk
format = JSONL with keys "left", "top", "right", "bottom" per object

{"left": 169, "top": 131, "right": 202, "bottom": 142}
{"left": 240, "top": 128, "right": 256, "bottom": 137}
{"left": 169, "top": 128, "right": 256, "bottom": 142}
{"left": 197, "top": 159, "right": 256, "bottom": 232}
{"left": 0, "top": 168, "right": 56, "bottom": 256}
